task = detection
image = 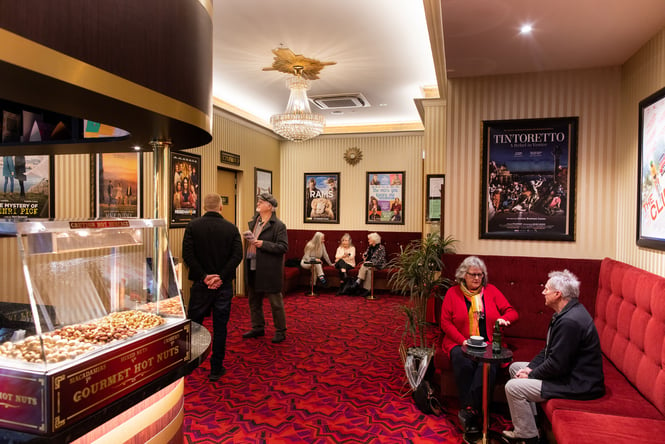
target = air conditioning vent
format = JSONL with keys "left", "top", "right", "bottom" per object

{"left": 309, "top": 93, "right": 370, "bottom": 110}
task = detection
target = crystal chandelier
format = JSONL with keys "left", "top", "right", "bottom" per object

{"left": 270, "top": 66, "right": 325, "bottom": 142}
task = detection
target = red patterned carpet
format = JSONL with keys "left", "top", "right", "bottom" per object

{"left": 183, "top": 291, "right": 510, "bottom": 443}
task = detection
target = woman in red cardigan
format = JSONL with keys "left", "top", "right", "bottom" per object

{"left": 440, "top": 256, "right": 519, "bottom": 443}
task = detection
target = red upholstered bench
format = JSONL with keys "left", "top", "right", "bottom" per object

{"left": 434, "top": 254, "right": 601, "bottom": 399}
{"left": 283, "top": 229, "right": 421, "bottom": 293}
{"left": 434, "top": 256, "right": 665, "bottom": 442}
{"left": 542, "top": 258, "right": 665, "bottom": 443}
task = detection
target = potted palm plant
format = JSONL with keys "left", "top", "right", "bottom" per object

{"left": 388, "top": 232, "right": 457, "bottom": 395}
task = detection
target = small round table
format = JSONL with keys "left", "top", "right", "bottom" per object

{"left": 304, "top": 258, "right": 321, "bottom": 296}
{"left": 461, "top": 344, "right": 513, "bottom": 444}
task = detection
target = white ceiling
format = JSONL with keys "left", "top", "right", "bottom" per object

{"left": 212, "top": 0, "right": 665, "bottom": 134}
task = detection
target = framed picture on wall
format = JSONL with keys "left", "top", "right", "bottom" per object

{"left": 170, "top": 151, "right": 201, "bottom": 228}
{"left": 426, "top": 174, "right": 445, "bottom": 223}
{"left": 1, "top": 154, "right": 54, "bottom": 218}
{"left": 637, "top": 85, "right": 665, "bottom": 251}
{"left": 366, "top": 171, "right": 404, "bottom": 225}
{"left": 255, "top": 168, "right": 272, "bottom": 197}
{"left": 304, "top": 173, "right": 339, "bottom": 223}
{"left": 91, "top": 153, "right": 142, "bottom": 218}
{"left": 480, "top": 117, "right": 578, "bottom": 241}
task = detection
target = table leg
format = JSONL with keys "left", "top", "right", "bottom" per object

{"left": 482, "top": 362, "right": 489, "bottom": 444}
{"left": 305, "top": 267, "right": 317, "bottom": 296}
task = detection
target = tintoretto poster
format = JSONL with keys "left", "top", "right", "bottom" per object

{"left": 481, "top": 117, "right": 578, "bottom": 241}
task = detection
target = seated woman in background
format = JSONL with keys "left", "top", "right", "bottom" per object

{"left": 440, "top": 255, "right": 518, "bottom": 443}
{"left": 345, "top": 232, "right": 386, "bottom": 297}
{"left": 334, "top": 233, "right": 356, "bottom": 295}
{"left": 300, "top": 231, "right": 333, "bottom": 288}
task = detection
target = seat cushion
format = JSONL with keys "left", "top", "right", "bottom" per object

{"left": 551, "top": 410, "right": 665, "bottom": 444}
{"left": 542, "top": 356, "right": 665, "bottom": 420}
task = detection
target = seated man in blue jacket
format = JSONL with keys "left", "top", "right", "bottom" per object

{"left": 502, "top": 269, "right": 605, "bottom": 444}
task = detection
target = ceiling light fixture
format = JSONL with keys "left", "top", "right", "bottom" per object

{"left": 270, "top": 65, "right": 325, "bottom": 142}
{"left": 520, "top": 24, "right": 533, "bottom": 34}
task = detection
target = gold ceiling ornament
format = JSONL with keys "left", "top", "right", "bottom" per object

{"left": 262, "top": 47, "right": 336, "bottom": 80}
{"left": 343, "top": 147, "right": 363, "bottom": 165}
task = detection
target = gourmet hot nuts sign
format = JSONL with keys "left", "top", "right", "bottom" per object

{"left": 0, "top": 321, "right": 190, "bottom": 434}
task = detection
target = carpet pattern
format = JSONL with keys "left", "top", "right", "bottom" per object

{"left": 183, "top": 291, "right": 511, "bottom": 443}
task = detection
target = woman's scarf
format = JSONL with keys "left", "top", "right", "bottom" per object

{"left": 461, "top": 281, "right": 484, "bottom": 336}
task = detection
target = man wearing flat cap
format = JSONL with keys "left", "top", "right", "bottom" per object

{"left": 242, "top": 193, "right": 289, "bottom": 343}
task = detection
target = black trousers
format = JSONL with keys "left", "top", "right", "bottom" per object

{"left": 188, "top": 281, "right": 233, "bottom": 373}
{"left": 334, "top": 259, "right": 352, "bottom": 278}
{"left": 450, "top": 345, "right": 498, "bottom": 411}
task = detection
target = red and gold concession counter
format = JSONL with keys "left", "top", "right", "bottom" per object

{"left": 0, "top": 219, "right": 209, "bottom": 443}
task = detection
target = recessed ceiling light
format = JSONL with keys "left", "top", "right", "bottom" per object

{"left": 520, "top": 24, "right": 533, "bottom": 34}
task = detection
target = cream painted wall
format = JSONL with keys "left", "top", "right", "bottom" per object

{"left": 279, "top": 133, "right": 424, "bottom": 233}
{"left": 615, "top": 27, "right": 665, "bottom": 276}
{"left": 444, "top": 68, "right": 621, "bottom": 260}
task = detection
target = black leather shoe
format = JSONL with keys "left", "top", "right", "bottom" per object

{"left": 463, "top": 430, "right": 482, "bottom": 444}
{"left": 242, "top": 329, "right": 265, "bottom": 339}
{"left": 271, "top": 332, "right": 286, "bottom": 343}
{"left": 458, "top": 406, "right": 479, "bottom": 433}
{"left": 209, "top": 367, "right": 226, "bottom": 381}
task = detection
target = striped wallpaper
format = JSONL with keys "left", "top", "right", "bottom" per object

{"left": 443, "top": 68, "right": 621, "bottom": 261}
{"left": 616, "top": 27, "right": 665, "bottom": 276}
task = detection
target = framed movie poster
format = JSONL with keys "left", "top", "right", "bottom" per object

{"left": 480, "top": 117, "right": 578, "bottom": 241}
{"left": 171, "top": 151, "right": 201, "bottom": 228}
{"left": 91, "top": 153, "right": 142, "bottom": 218}
{"left": 637, "top": 86, "right": 665, "bottom": 251}
{"left": 0, "top": 155, "right": 54, "bottom": 218}
{"left": 366, "top": 171, "right": 404, "bottom": 225}
{"left": 426, "top": 174, "right": 445, "bottom": 223}
{"left": 304, "top": 173, "right": 339, "bottom": 223}
{"left": 255, "top": 168, "right": 272, "bottom": 197}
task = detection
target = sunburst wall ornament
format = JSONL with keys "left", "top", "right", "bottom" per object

{"left": 344, "top": 147, "right": 363, "bottom": 165}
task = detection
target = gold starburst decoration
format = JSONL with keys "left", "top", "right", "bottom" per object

{"left": 344, "top": 147, "right": 363, "bottom": 166}
{"left": 262, "top": 47, "right": 336, "bottom": 80}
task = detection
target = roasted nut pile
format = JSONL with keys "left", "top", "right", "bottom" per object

{"left": 139, "top": 297, "right": 185, "bottom": 317}
{"left": 0, "top": 310, "right": 165, "bottom": 364}
{"left": 0, "top": 335, "right": 95, "bottom": 363}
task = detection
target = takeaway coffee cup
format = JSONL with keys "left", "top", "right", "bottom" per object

{"left": 468, "top": 335, "right": 484, "bottom": 346}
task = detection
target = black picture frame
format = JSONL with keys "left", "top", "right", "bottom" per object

{"left": 0, "top": 154, "right": 54, "bottom": 218}
{"left": 637, "top": 85, "right": 665, "bottom": 251}
{"left": 90, "top": 153, "right": 142, "bottom": 218}
{"left": 426, "top": 174, "right": 445, "bottom": 223}
{"left": 255, "top": 168, "right": 272, "bottom": 197}
{"left": 304, "top": 173, "right": 339, "bottom": 223}
{"left": 480, "top": 117, "right": 578, "bottom": 241}
{"left": 366, "top": 171, "right": 404, "bottom": 225}
{"left": 170, "top": 151, "right": 201, "bottom": 228}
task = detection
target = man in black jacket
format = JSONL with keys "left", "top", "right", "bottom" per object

{"left": 503, "top": 269, "right": 605, "bottom": 443}
{"left": 183, "top": 193, "right": 243, "bottom": 382}
{"left": 242, "top": 193, "right": 289, "bottom": 344}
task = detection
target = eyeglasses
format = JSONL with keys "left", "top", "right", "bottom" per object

{"left": 466, "top": 272, "right": 484, "bottom": 279}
